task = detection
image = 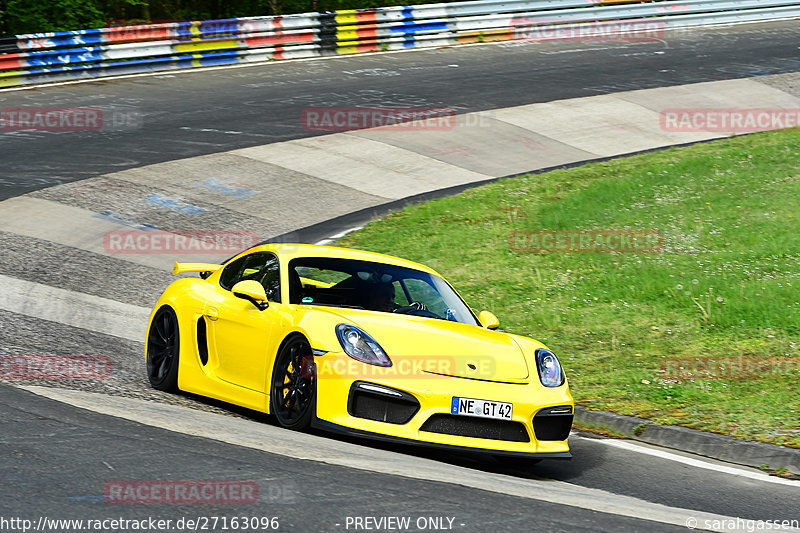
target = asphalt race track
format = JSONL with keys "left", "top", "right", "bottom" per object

{"left": 2, "top": 20, "right": 800, "bottom": 200}
{"left": 3, "top": 384, "right": 799, "bottom": 532}
{"left": 1, "top": 19, "right": 800, "bottom": 532}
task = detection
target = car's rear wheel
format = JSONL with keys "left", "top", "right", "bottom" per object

{"left": 270, "top": 336, "right": 316, "bottom": 430}
{"left": 146, "top": 306, "right": 180, "bottom": 392}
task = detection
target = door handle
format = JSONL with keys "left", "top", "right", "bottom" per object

{"left": 204, "top": 306, "right": 219, "bottom": 321}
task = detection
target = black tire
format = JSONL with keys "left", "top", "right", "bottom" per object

{"left": 270, "top": 335, "right": 316, "bottom": 431}
{"left": 146, "top": 306, "right": 180, "bottom": 392}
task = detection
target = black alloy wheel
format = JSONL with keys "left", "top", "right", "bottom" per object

{"left": 270, "top": 336, "right": 316, "bottom": 430}
{"left": 146, "top": 306, "right": 180, "bottom": 391}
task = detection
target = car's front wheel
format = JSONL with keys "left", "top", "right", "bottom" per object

{"left": 270, "top": 335, "right": 316, "bottom": 430}
{"left": 146, "top": 306, "right": 180, "bottom": 392}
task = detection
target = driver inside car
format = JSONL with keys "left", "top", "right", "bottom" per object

{"left": 366, "top": 282, "right": 428, "bottom": 314}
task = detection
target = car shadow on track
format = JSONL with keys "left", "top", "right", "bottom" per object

{"left": 179, "top": 390, "right": 605, "bottom": 483}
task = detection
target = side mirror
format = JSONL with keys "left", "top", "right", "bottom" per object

{"left": 478, "top": 310, "right": 499, "bottom": 330}
{"left": 232, "top": 280, "right": 269, "bottom": 310}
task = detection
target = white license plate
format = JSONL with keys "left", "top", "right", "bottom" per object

{"left": 451, "top": 397, "right": 512, "bottom": 420}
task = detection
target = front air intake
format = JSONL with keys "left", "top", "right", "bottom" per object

{"left": 347, "top": 382, "right": 419, "bottom": 425}
{"left": 532, "top": 405, "right": 573, "bottom": 441}
{"left": 420, "top": 414, "right": 530, "bottom": 442}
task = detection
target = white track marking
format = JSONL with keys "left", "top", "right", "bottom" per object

{"left": 575, "top": 436, "right": 800, "bottom": 488}
{"left": 0, "top": 274, "right": 149, "bottom": 343}
{"left": 18, "top": 385, "right": 762, "bottom": 532}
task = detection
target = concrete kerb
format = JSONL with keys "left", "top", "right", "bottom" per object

{"left": 257, "top": 135, "right": 738, "bottom": 247}
{"left": 574, "top": 407, "right": 800, "bottom": 475}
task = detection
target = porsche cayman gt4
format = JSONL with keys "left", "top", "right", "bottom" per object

{"left": 146, "top": 243, "right": 573, "bottom": 459}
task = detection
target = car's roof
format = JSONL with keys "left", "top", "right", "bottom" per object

{"left": 244, "top": 243, "right": 440, "bottom": 276}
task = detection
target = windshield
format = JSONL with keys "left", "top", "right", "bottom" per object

{"left": 288, "top": 257, "right": 479, "bottom": 326}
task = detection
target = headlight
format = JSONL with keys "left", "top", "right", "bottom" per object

{"left": 335, "top": 324, "right": 392, "bottom": 367}
{"left": 535, "top": 349, "right": 564, "bottom": 387}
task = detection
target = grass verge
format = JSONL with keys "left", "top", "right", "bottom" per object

{"left": 339, "top": 129, "right": 800, "bottom": 448}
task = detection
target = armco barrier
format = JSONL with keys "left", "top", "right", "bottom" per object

{"left": 1, "top": 0, "right": 799, "bottom": 88}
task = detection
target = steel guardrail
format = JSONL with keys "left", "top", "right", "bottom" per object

{"left": 1, "top": 0, "right": 798, "bottom": 88}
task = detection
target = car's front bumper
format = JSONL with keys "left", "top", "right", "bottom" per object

{"left": 311, "top": 418, "right": 572, "bottom": 459}
{"left": 313, "top": 353, "right": 574, "bottom": 457}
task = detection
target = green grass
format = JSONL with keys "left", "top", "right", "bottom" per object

{"left": 339, "top": 129, "right": 800, "bottom": 448}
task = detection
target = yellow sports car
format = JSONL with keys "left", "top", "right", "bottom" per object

{"left": 146, "top": 243, "right": 573, "bottom": 459}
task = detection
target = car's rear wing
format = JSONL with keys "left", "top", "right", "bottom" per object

{"left": 172, "top": 262, "right": 222, "bottom": 275}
